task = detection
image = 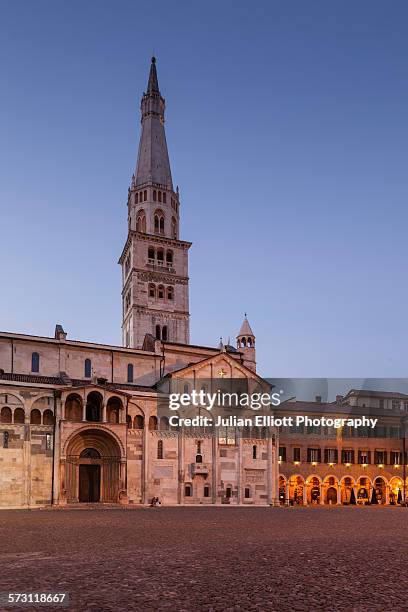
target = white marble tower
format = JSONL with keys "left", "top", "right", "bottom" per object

{"left": 119, "top": 58, "right": 191, "bottom": 348}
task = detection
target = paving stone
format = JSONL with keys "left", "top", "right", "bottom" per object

{"left": 0, "top": 507, "right": 406, "bottom": 611}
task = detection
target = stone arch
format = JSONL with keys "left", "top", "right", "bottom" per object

{"left": 14, "top": 407, "right": 25, "bottom": 424}
{"left": 306, "top": 474, "right": 322, "bottom": 505}
{"left": 288, "top": 474, "right": 305, "bottom": 505}
{"left": 373, "top": 476, "right": 387, "bottom": 505}
{"left": 154, "top": 209, "right": 165, "bottom": 234}
{"left": 43, "top": 409, "right": 54, "bottom": 425}
{"left": 134, "top": 414, "right": 144, "bottom": 429}
{"left": 356, "top": 475, "right": 371, "bottom": 503}
{"left": 107, "top": 396, "right": 123, "bottom": 424}
{"left": 65, "top": 393, "right": 83, "bottom": 422}
{"left": 159, "top": 416, "right": 169, "bottom": 431}
{"left": 389, "top": 477, "right": 403, "bottom": 505}
{"left": 0, "top": 392, "right": 24, "bottom": 407}
{"left": 149, "top": 415, "right": 158, "bottom": 431}
{"left": 30, "top": 409, "right": 41, "bottom": 425}
{"left": 340, "top": 475, "right": 355, "bottom": 504}
{"left": 85, "top": 391, "right": 103, "bottom": 422}
{"left": 136, "top": 209, "right": 146, "bottom": 232}
{"left": 63, "top": 424, "right": 125, "bottom": 458}
{"left": 323, "top": 475, "right": 339, "bottom": 504}
{"left": 0, "top": 406, "right": 12, "bottom": 423}
{"left": 64, "top": 427, "right": 124, "bottom": 503}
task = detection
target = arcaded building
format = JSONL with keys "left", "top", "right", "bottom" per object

{"left": 0, "top": 59, "right": 407, "bottom": 508}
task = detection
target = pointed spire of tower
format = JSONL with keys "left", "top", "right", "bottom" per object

{"left": 238, "top": 314, "right": 254, "bottom": 337}
{"left": 135, "top": 57, "right": 173, "bottom": 189}
{"left": 120, "top": 58, "right": 191, "bottom": 349}
{"left": 147, "top": 56, "right": 159, "bottom": 93}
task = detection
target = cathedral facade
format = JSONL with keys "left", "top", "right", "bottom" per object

{"left": 1, "top": 59, "right": 407, "bottom": 508}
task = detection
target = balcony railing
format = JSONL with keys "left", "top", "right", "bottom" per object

{"left": 192, "top": 462, "right": 210, "bottom": 476}
{"left": 147, "top": 259, "right": 175, "bottom": 273}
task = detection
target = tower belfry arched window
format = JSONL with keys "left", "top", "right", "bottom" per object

{"left": 154, "top": 210, "right": 165, "bottom": 235}
{"left": 136, "top": 210, "right": 146, "bottom": 232}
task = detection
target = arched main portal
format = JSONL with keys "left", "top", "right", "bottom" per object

{"left": 64, "top": 429, "right": 123, "bottom": 503}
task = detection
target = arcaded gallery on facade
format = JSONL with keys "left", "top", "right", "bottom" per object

{"left": 1, "top": 59, "right": 407, "bottom": 509}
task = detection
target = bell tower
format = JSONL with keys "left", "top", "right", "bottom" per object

{"left": 119, "top": 58, "right": 191, "bottom": 348}
{"left": 237, "top": 315, "right": 256, "bottom": 372}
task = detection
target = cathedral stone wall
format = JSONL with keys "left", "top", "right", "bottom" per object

{"left": 0, "top": 421, "right": 54, "bottom": 508}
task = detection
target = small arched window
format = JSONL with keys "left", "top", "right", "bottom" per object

{"left": 155, "top": 325, "right": 161, "bottom": 340}
{"left": 135, "top": 192, "right": 138, "bottom": 204}
{"left": 245, "top": 487, "right": 251, "bottom": 499}
{"left": 158, "top": 285, "right": 164, "bottom": 299}
{"left": 167, "top": 286, "right": 174, "bottom": 301}
{"left": 136, "top": 210, "right": 146, "bottom": 232}
{"left": 14, "top": 408, "right": 25, "bottom": 424}
{"left": 157, "top": 439, "right": 163, "bottom": 459}
{"left": 160, "top": 416, "right": 169, "bottom": 431}
{"left": 148, "top": 247, "right": 155, "bottom": 261}
{"left": 185, "top": 484, "right": 192, "bottom": 497}
{"left": 31, "top": 352, "right": 40, "bottom": 373}
{"left": 195, "top": 454, "right": 203, "bottom": 464}
{"left": 161, "top": 325, "right": 168, "bottom": 341}
{"left": 162, "top": 192, "right": 167, "bottom": 204}
{"left": 153, "top": 190, "right": 157, "bottom": 202}
{"left": 148, "top": 283, "right": 156, "bottom": 298}
{"left": 203, "top": 485, "right": 210, "bottom": 498}
{"left": 84, "top": 358, "right": 92, "bottom": 378}
{"left": 149, "top": 415, "right": 158, "bottom": 430}
{"left": 30, "top": 409, "right": 41, "bottom": 425}
{"left": 158, "top": 190, "right": 162, "bottom": 202}
{"left": 160, "top": 217, "right": 164, "bottom": 233}
{"left": 134, "top": 415, "right": 144, "bottom": 429}
{"left": 143, "top": 190, "right": 147, "bottom": 201}
{"left": 226, "top": 486, "right": 232, "bottom": 499}
{"left": 127, "top": 363, "right": 134, "bottom": 383}
{"left": 166, "top": 250, "right": 173, "bottom": 265}
{"left": 0, "top": 407, "right": 12, "bottom": 423}
{"left": 43, "top": 409, "right": 54, "bottom": 425}
{"left": 252, "top": 445, "right": 257, "bottom": 459}
{"left": 157, "top": 249, "right": 164, "bottom": 263}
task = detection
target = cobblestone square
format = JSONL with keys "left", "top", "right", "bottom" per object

{"left": 0, "top": 506, "right": 406, "bottom": 611}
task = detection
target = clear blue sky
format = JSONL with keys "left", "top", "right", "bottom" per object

{"left": 1, "top": 1, "right": 407, "bottom": 377}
